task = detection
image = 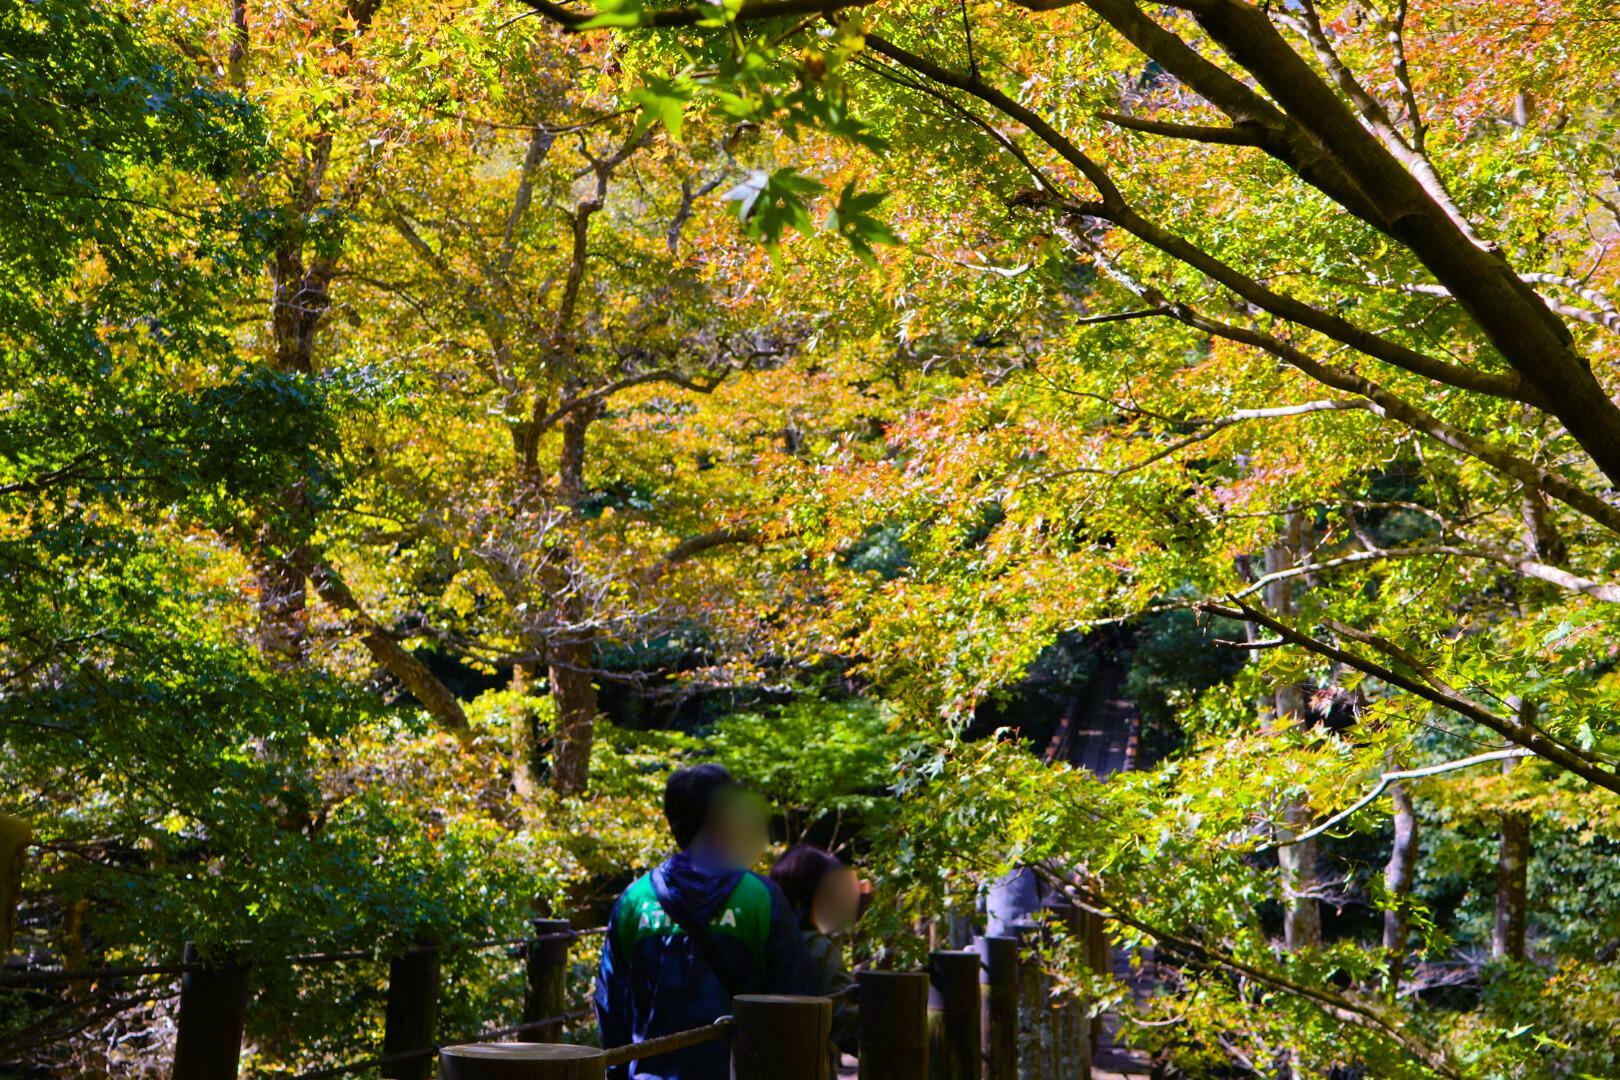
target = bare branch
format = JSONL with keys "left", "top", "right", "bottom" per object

{"left": 1265, "top": 748, "right": 1532, "bottom": 850}
{"left": 518, "top": 0, "right": 874, "bottom": 31}
{"left": 1030, "top": 399, "right": 1369, "bottom": 484}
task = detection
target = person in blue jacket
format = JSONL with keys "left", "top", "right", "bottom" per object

{"left": 594, "top": 764, "right": 812, "bottom": 1079}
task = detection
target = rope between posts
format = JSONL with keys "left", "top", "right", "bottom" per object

{"left": 601, "top": 1016, "right": 734, "bottom": 1066}
{"left": 0, "top": 926, "right": 611, "bottom": 984}
{"left": 0, "top": 963, "right": 201, "bottom": 988}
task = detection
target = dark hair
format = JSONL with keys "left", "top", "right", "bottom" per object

{"left": 770, "top": 846, "right": 843, "bottom": 928}
{"left": 664, "top": 764, "right": 739, "bottom": 849}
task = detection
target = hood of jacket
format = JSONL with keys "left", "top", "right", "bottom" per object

{"left": 653, "top": 849, "right": 744, "bottom": 926}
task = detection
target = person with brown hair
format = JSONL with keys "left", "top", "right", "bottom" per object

{"left": 769, "top": 845, "right": 862, "bottom": 1062}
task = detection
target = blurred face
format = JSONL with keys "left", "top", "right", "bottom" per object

{"left": 706, "top": 788, "right": 770, "bottom": 867}
{"left": 811, "top": 865, "right": 862, "bottom": 935}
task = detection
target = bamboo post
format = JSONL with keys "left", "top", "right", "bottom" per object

{"left": 731, "top": 994, "right": 833, "bottom": 1080}
{"left": 440, "top": 1044, "right": 605, "bottom": 1079}
{"left": 525, "top": 919, "right": 572, "bottom": 1041}
{"left": 978, "top": 935, "right": 1019, "bottom": 1080}
{"left": 382, "top": 944, "right": 441, "bottom": 1080}
{"left": 858, "top": 970, "right": 929, "bottom": 1080}
{"left": 172, "top": 942, "right": 251, "bottom": 1080}
{"left": 927, "top": 950, "right": 980, "bottom": 1080}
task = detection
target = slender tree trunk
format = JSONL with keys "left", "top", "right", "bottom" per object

{"left": 0, "top": 814, "right": 29, "bottom": 958}
{"left": 548, "top": 403, "right": 600, "bottom": 796}
{"left": 1382, "top": 774, "right": 1418, "bottom": 994}
{"left": 1268, "top": 511, "right": 1323, "bottom": 951}
{"left": 1493, "top": 810, "right": 1530, "bottom": 962}
{"left": 1493, "top": 701, "right": 1533, "bottom": 961}
{"left": 252, "top": 248, "right": 330, "bottom": 663}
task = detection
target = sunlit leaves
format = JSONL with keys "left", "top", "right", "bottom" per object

{"left": 828, "top": 180, "right": 899, "bottom": 262}
{"left": 724, "top": 166, "right": 822, "bottom": 249}
{"left": 629, "top": 74, "right": 694, "bottom": 140}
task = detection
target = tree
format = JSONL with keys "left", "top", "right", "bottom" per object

{"left": 523, "top": 0, "right": 1620, "bottom": 1071}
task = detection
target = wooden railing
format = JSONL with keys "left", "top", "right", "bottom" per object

{"left": 3, "top": 908, "right": 1109, "bottom": 1079}
{"left": 1, "top": 923, "right": 605, "bottom": 1079}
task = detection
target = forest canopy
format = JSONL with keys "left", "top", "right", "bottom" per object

{"left": 4, "top": 0, "right": 1619, "bottom": 1076}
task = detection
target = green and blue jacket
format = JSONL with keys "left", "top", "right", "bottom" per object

{"left": 594, "top": 850, "right": 811, "bottom": 1079}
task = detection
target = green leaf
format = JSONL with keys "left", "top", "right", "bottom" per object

{"left": 628, "top": 77, "right": 693, "bottom": 142}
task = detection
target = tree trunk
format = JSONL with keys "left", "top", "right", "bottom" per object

{"left": 1382, "top": 775, "right": 1418, "bottom": 993}
{"left": 548, "top": 639, "right": 597, "bottom": 796}
{"left": 1268, "top": 511, "right": 1323, "bottom": 951}
{"left": 547, "top": 403, "right": 600, "bottom": 796}
{"left": 0, "top": 814, "right": 29, "bottom": 958}
{"left": 252, "top": 248, "right": 331, "bottom": 664}
{"left": 254, "top": 541, "right": 309, "bottom": 667}
{"left": 1493, "top": 702, "right": 1533, "bottom": 961}
{"left": 1277, "top": 799, "right": 1322, "bottom": 951}
{"left": 1493, "top": 810, "right": 1530, "bottom": 962}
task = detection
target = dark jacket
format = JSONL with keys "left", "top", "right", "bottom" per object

{"left": 803, "top": 929, "right": 858, "bottom": 1054}
{"left": 594, "top": 851, "right": 812, "bottom": 1080}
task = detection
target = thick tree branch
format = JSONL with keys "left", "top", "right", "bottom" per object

{"left": 1197, "top": 596, "right": 1620, "bottom": 795}
{"left": 305, "top": 558, "right": 475, "bottom": 747}
{"left": 530, "top": 367, "right": 730, "bottom": 434}
{"left": 1057, "top": 226, "right": 1620, "bottom": 537}
{"left": 1099, "top": 111, "right": 1266, "bottom": 147}
{"left": 1280, "top": 2, "right": 1480, "bottom": 244}
{"left": 663, "top": 526, "right": 758, "bottom": 564}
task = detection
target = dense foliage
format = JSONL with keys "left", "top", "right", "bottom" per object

{"left": 4, "top": 0, "right": 1619, "bottom": 1076}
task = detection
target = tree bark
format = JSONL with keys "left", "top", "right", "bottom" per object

{"left": 1382, "top": 775, "right": 1418, "bottom": 993}
{"left": 1493, "top": 702, "right": 1532, "bottom": 962}
{"left": 254, "top": 538, "right": 309, "bottom": 667}
{"left": 547, "top": 402, "right": 601, "bottom": 796}
{"left": 1267, "top": 511, "right": 1323, "bottom": 952}
{"left": 548, "top": 640, "right": 597, "bottom": 795}
{"left": 1493, "top": 808, "right": 1530, "bottom": 962}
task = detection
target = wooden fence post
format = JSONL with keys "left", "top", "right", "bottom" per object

{"left": 440, "top": 1044, "right": 605, "bottom": 1079}
{"left": 858, "top": 970, "right": 929, "bottom": 1080}
{"left": 381, "top": 944, "right": 440, "bottom": 1080}
{"left": 172, "top": 942, "right": 251, "bottom": 1080}
{"left": 978, "top": 935, "right": 1019, "bottom": 1080}
{"left": 525, "top": 919, "right": 573, "bottom": 1041}
{"left": 0, "top": 814, "right": 28, "bottom": 957}
{"left": 731, "top": 993, "right": 833, "bottom": 1080}
{"left": 1013, "top": 922, "right": 1047, "bottom": 1080}
{"left": 1056, "top": 902, "right": 1092, "bottom": 1080}
{"left": 927, "top": 950, "right": 980, "bottom": 1080}
{"left": 1079, "top": 906, "right": 1110, "bottom": 1063}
